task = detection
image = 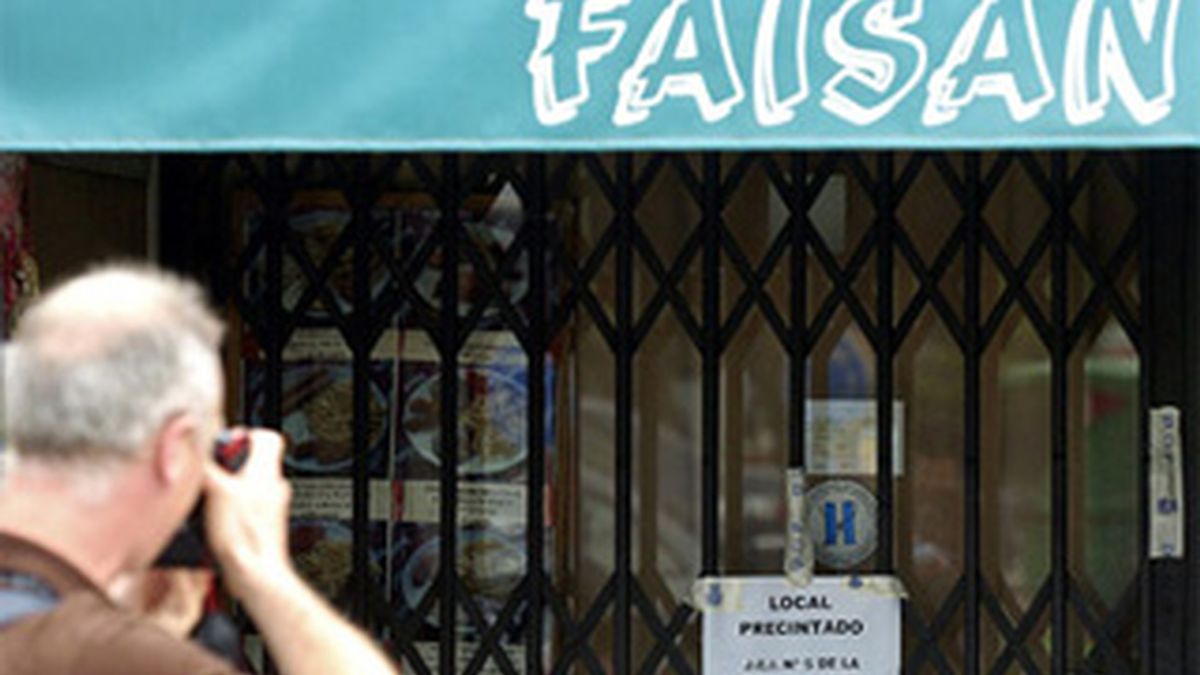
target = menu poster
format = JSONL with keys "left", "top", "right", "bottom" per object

{"left": 390, "top": 330, "right": 557, "bottom": 645}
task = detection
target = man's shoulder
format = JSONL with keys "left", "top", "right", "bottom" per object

{"left": 17, "top": 593, "right": 236, "bottom": 675}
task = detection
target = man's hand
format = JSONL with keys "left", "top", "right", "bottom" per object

{"left": 202, "top": 428, "right": 397, "bottom": 675}
{"left": 202, "top": 428, "right": 294, "bottom": 599}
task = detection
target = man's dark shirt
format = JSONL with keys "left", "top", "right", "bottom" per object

{"left": 0, "top": 533, "right": 236, "bottom": 675}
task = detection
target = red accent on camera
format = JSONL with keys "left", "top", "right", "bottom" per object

{"left": 213, "top": 430, "right": 250, "bottom": 472}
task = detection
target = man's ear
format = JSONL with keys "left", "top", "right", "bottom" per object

{"left": 152, "top": 414, "right": 199, "bottom": 486}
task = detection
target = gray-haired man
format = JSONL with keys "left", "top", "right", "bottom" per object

{"left": 0, "top": 264, "right": 396, "bottom": 675}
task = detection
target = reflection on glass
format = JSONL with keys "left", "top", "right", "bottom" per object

{"left": 990, "top": 315, "right": 1051, "bottom": 670}
{"left": 1075, "top": 318, "right": 1139, "bottom": 640}
{"left": 899, "top": 311, "right": 964, "bottom": 618}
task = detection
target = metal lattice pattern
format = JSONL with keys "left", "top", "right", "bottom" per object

{"left": 172, "top": 151, "right": 1148, "bottom": 674}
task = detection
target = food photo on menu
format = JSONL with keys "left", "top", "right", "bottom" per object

{"left": 244, "top": 359, "right": 392, "bottom": 476}
{"left": 240, "top": 200, "right": 398, "bottom": 321}
{"left": 388, "top": 329, "right": 558, "bottom": 654}
{"left": 289, "top": 519, "right": 391, "bottom": 610}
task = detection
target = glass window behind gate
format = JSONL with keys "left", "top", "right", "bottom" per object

{"left": 201, "top": 151, "right": 1144, "bottom": 674}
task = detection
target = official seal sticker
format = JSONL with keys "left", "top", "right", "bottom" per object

{"left": 805, "top": 480, "right": 877, "bottom": 569}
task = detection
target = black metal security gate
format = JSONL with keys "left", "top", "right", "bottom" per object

{"left": 160, "top": 150, "right": 1195, "bottom": 674}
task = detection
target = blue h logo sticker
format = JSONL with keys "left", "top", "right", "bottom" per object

{"left": 807, "top": 481, "right": 877, "bottom": 568}
{"left": 824, "top": 500, "right": 857, "bottom": 546}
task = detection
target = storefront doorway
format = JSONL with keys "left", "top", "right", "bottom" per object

{"left": 157, "top": 150, "right": 1195, "bottom": 674}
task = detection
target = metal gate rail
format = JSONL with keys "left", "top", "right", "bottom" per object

{"left": 161, "top": 150, "right": 1159, "bottom": 674}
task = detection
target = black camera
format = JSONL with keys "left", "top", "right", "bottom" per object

{"left": 155, "top": 429, "right": 250, "bottom": 567}
{"left": 151, "top": 430, "right": 253, "bottom": 668}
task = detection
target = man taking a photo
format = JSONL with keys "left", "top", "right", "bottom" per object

{"left": 0, "top": 263, "right": 397, "bottom": 675}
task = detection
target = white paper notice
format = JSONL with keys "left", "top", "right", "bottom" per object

{"left": 1149, "top": 407, "right": 1185, "bottom": 559}
{"left": 398, "top": 480, "right": 529, "bottom": 526}
{"left": 282, "top": 327, "right": 398, "bottom": 361}
{"left": 399, "top": 330, "right": 526, "bottom": 366}
{"left": 806, "top": 401, "right": 904, "bottom": 476}
{"left": 411, "top": 642, "right": 525, "bottom": 674}
{"left": 703, "top": 576, "right": 901, "bottom": 675}
{"left": 290, "top": 478, "right": 393, "bottom": 521}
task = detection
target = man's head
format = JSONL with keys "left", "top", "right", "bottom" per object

{"left": 3, "top": 263, "right": 225, "bottom": 575}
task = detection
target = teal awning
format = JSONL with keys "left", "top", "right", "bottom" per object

{"left": 0, "top": 0, "right": 1193, "bottom": 151}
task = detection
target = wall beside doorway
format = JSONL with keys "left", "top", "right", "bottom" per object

{"left": 26, "top": 155, "right": 155, "bottom": 286}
